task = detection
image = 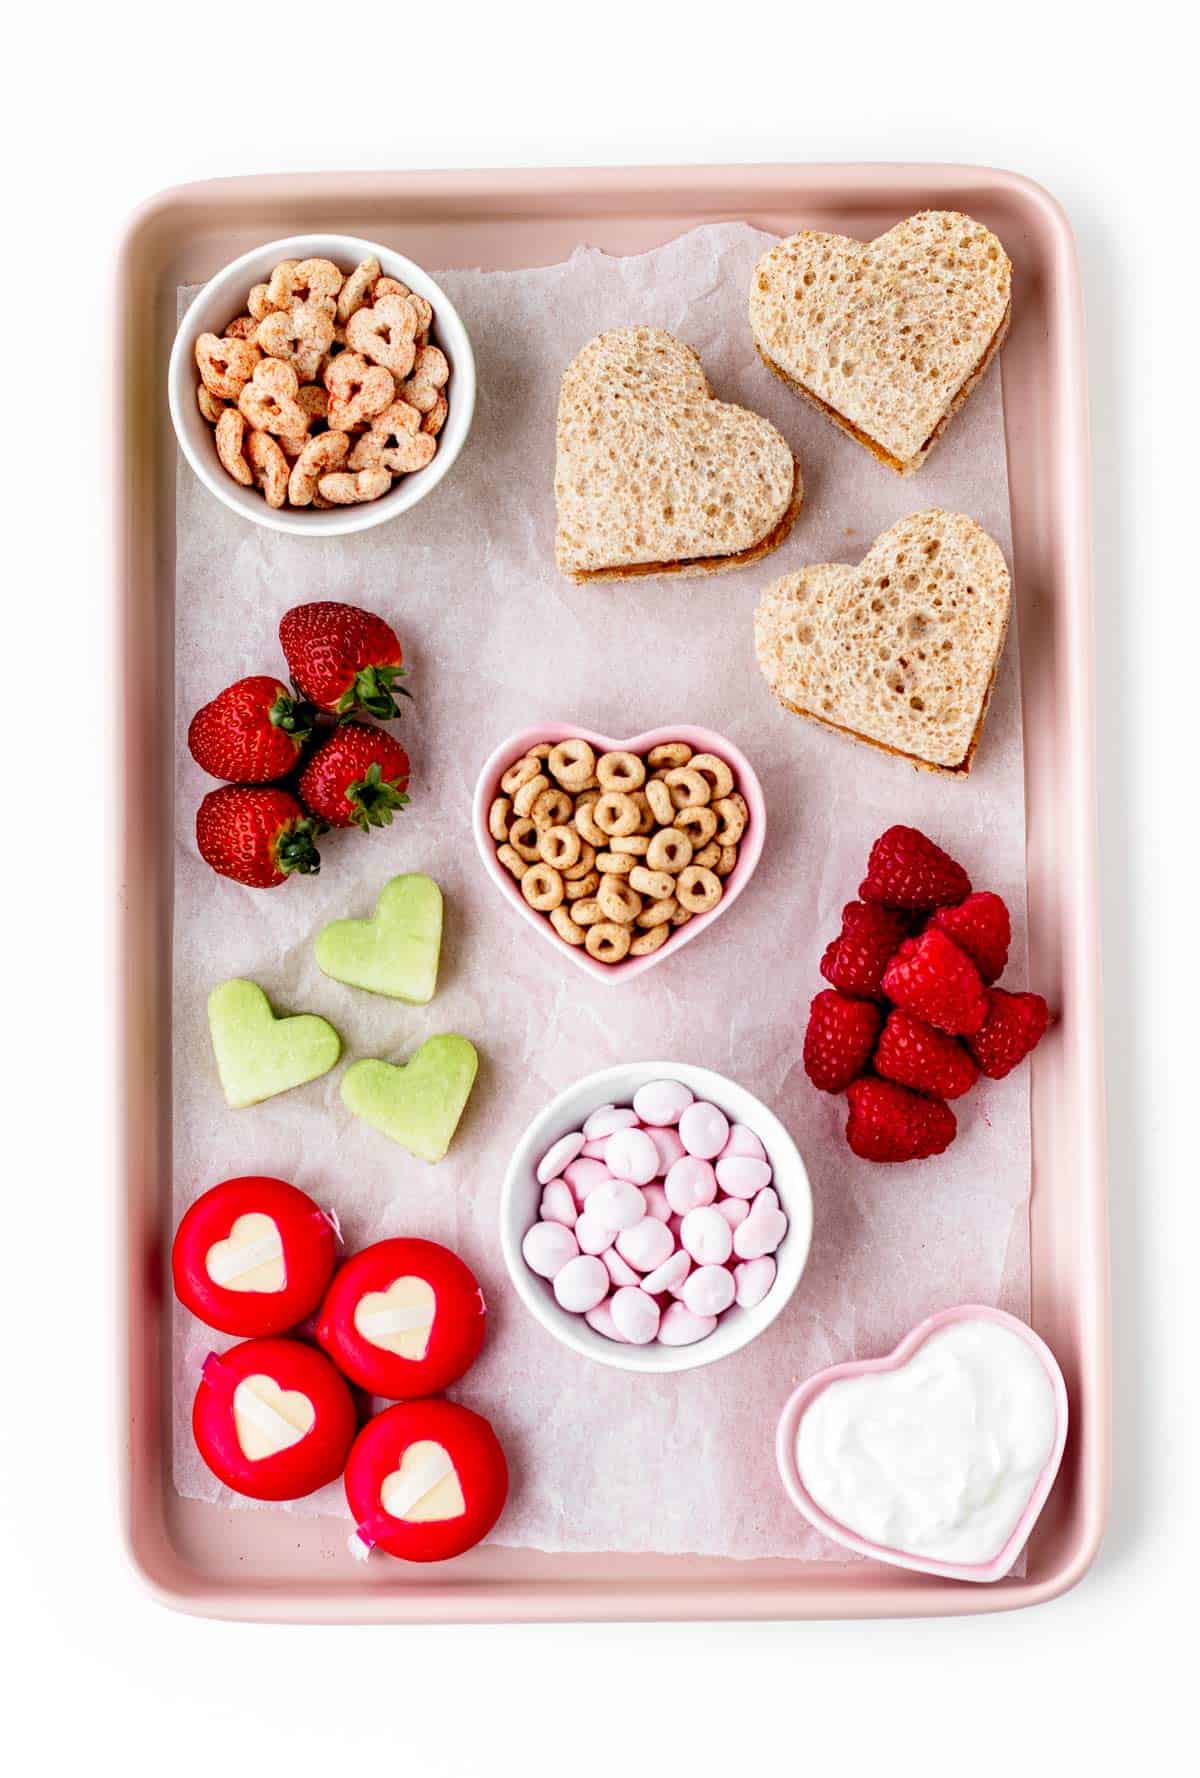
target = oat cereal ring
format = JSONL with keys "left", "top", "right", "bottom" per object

{"left": 596, "top": 751, "right": 646, "bottom": 793}
{"left": 571, "top": 897, "right": 602, "bottom": 926}
{"left": 715, "top": 845, "right": 738, "bottom": 878}
{"left": 347, "top": 403, "right": 426, "bottom": 475}
{"left": 407, "top": 293, "right": 434, "bottom": 338}
{"left": 598, "top": 876, "right": 642, "bottom": 925}
{"left": 214, "top": 409, "right": 253, "bottom": 486}
{"left": 595, "top": 851, "right": 633, "bottom": 876}
{"left": 670, "top": 905, "right": 693, "bottom": 927}
{"left": 646, "top": 829, "right": 693, "bottom": 874}
{"left": 496, "top": 844, "right": 526, "bottom": 880}
{"left": 521, "top": 863, "right": 564, "bottom": 912}
{"left": 592, "top": 791, "right": 640, "bottom": 838}
{"left": 249, "top": 281, "right": 280, "bottom": 321}
{"left": 400, "top": 345, "right": 450, "bottom": 414}
{"left": 244, "top": 429, "right": 290, "bottom": 509}
{"left": 688, "top": 753, "right": 735, "bottom": 799}
{"left": 609, "top": 833, "right": 649, "bottom": 856}
{"left": 287, "top": 431, "right": 350, "bottom": 507}
{"left": 507, "top": 817, "right": 541, "bottom": 862}
{"left": 562, "top": 842, "right": 596, "bottom": 881}
{"left": 628, "top": 865, "right": 675, "bottom": 902}
{"left": 224, "top": 315, "right": 259, "bottom": 340}
{"left": 539, "top": 824, "right": 582, "bottom": 871}
{"left": 644, "top": 777, "right": 675, "bottom": 825}
{"left": 268, "top": 257, "right": 343, "bottom": 311}
{"left": 238, "top": 358, "right": 309, "bottom": 438}
{"left": 676, "top": 866, "right": 723, "bottom": 914}
{"left": 423, "top": 393, "right": 449, "bottom": 437}
{"left": 565, "top": 869, "right": 600, "bottom": 901}
{"left": 197, "top": 384, "right": 228, "bottom": 426}
{"left": 674, "top": 804, "right": 718, "bottom": 847}
{"left": 195, "top": 332, "right": 260, "bottom": 400}
{"left": 691, "top": 841, "right": 722, "bottom": 871}
{"left": 573, "top": 794, "right": 606, "bottom": 847}
{"left": 632, "top": 790, "right": 656, "bottom": 835}
{"left": 347, "top": 294, "right": 419, "bottom": 378}
{"left": 549, "top": 906, "right": 586, "bottom": 947}
{"left": 336, "top": 257, "right": 382, "bottom": 324}
{"left": 586, "top": 922, "right": 631, "bottom": 964}
{"left": 256, "top": 300, "right": 337, "bottom": 382}
{"left": 630, "top": 925, "right": 669, "bottom": 957}
{"left": 646, "top": 741, "right": 692, "bottom": 771}
{"left": 664, "top": 767, "right": 712, "bottom": 810}
{"left": 323, "top": 351, "right": 395, "bottom": 431}
{"left": 316, "top": 468, "right": 392, "bottom": 505}
{"left": 712, "top": 794, "right": 748, "bottom": 846}
{"left": 512, "top": 773, "right": 550, "bottom": 819}
{"left": 500, "top": 755, "right": 540, "bottom": 796}
{"left": 526, "top": 743, "right": 554, "bottom": 761}
{"left": 373, "top": 276, "right": 410, "bottom": 300}
{"left": 530, "top": 786, "right": 573, "bottom": 831}
{"left": 296, "top": 384, "right": 329, "bottom": 423}
{"left": 488, "top": 797, "right": 511, "bottom": 843}
{"left": 548, "top": 738, "right": 596, "bottom": 792}
{"left": 636, "top": 897, "right": 677, "bottom": 929}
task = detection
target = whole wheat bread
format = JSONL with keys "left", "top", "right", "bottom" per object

{"left": 753, "top": 509, "right": 1011, "bottom": 775}
{"left": 554, "top": 326, "right": 801, "bottom": 581}
{"left": 749, "top": 212, "right": 1011, "bottom": 475}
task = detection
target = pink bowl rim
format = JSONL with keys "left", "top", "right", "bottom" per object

{"left": 471, "top": 723, "right": 766, "bottom": 984}
{"left": 774, "top": 1304, "right": 1070, "bottom": 1584}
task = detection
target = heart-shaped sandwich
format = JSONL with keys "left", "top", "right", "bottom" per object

{"left": 554, "top": 327, "right": 801, "bottom": 581}
{"left": 749, "top": 212, "right": 1011, "bottom": 475}
{"left": 754, "top": 510, "right": 1011, "bottom": 775}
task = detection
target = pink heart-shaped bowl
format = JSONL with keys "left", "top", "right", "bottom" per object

{"left": 775, "top": 1305, "right": 1069, "bottom": 1584}
{"left": 472, "top": 724, "right": 766, "bottom": 984}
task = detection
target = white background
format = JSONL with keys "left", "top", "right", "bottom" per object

{"left": 2, "top": 3, "right": 1192, "bottom": 1771}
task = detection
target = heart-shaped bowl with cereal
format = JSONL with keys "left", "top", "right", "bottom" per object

{"left": 473, "top": 724, "right": 766, "bottom": 983}
{"left": 168, "top": 233, "right": 475, "bottom": 537}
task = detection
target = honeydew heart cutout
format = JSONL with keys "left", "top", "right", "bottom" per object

{"left": 207, "top": 979, "right": 340, "bottom": 1109}
{"left": 315, "top": 873, "right": 443, "bottom": 1004}
{"left": 341, "top": 1034, "right": 479, "bottom": 1162}
{"left": 232, "top": 1373, "right": 316, "bottom": 1461}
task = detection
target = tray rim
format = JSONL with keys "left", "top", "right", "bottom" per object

{"left": 115, "top": 159, "right": 1109, "bottom": 1623}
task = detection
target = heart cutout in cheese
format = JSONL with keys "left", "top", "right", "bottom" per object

{"left": 207, "top": 978, "right": 341, "bottom": 1109}
{"left": 232, "top": 1374, "right": 316, "bottom": 1461}
{"left": 354, "top": 1276, "right": 437, "bottom": 1360}
{"left": 554, "top": 326, "right": 801, "bottom": 581}
{"left": 315, "top": 873, "right": 443, "bottom": 1004}
{"left": 341, "top": 1034, "right": 478, "bottom": 1162}
{"left": 380, "top": 1440, "right": 466, "bottom": 1523}
{"left": 754, "top": 510, "right": 1011, "bottom": 775}
{"left": 750, "top": 212, "right": 1011, "bottom": 474}
{"left": 205, "top": 1212, "right": 286, "bottom": 1294}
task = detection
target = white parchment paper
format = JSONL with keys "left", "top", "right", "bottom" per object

{"left": 172, "top": 223, "right": 1029, "bottom": 1559}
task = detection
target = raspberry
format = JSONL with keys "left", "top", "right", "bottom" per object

{"left": 873, "top": 1008, "right": 979, "bottom": 1100}
{"left": 966, "top": 989, "right": 1050, "bottom": 1079}
{"left": 882, "top": 930, "right": 989, "bottom": 1036}
{"left": 803, "top": 990, "right": 883, "bottom": 1093}
{"left": 820, "top": 900, "right": 909, "bottom": 999}
{"left": 859, "top": 825, "right": 972, "bottom": 911}
{"left": 845, "top": 1077, "right": 957, "bottom": 1162}
{"left": 929, "top": 891, "right": 1011, "bottom": 984}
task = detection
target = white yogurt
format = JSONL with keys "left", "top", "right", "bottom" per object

{"left": 795, "top": 1318, "right": 1059, "bottom": 1565}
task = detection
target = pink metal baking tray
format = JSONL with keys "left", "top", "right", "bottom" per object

{"left": 115, "top": 163, "right": 1108, "bottom": 1621}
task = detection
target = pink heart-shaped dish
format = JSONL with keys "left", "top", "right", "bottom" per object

{"left": 775, "top": 1305, "right": 1069, "bottom": 1584}
{"left": 472, "top": 724, "right": 766, "bottom": 984}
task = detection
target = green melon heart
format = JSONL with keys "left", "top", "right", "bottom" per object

{"left": 314, "top": 874, "right": 443, "bottom": 1004}
{"left": 341, "top": 1035, "right": 478, "bottom": 1162}
{"left": 208, "top": 979, "right": 341, "bottom": 1109}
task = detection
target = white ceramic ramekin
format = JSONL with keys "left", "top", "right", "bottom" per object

{"left": 168, "top": 232, "right": 475, "bottom": 538}
{"left": 500, "top": 1062, "right": 812, "bottom": 1374}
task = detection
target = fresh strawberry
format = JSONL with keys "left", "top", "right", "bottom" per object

{"left": 929, "top": 891, "right": 1011, "bottom": 984}
{"left": 196, "top": 786, "right": 323, "bottom": 888}
{"left": 820, "top": 899, "right": 909, "bottom": 999}
{"left": 803, "top": 990, "right": 883, "bottom": 1093}
{"left": 845, "top": 1077, "right": 957, "bottom": 1163}
{"left": 966, "top": 989, "right": 1051, "bottom": 1079}
{"left": 187, "top": 676, "right": 314, "bottom": 783}
{"left": 279, "top": 601, "right": 409, "bottom": 719}
{"left": 873, "top": 1008, "right": 979, "bottom": 1100}
{"left": 882, "top": 930, "right": 989, "bottom": 1036}
{"left": 297, "top": 723, "right": 411, "bottom": 830}
{"left": 859, "top": 825, "right": 971, "bottom": 911}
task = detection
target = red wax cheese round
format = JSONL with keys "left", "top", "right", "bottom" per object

{"left": 345, "top": 1400, "right": 508, "bottom": 1562}
{"left": 193, "top": 1337, "right": 357, "bottom": 1501}
{"left": 172, "top": 1176, "right": 336, "bottom": 1337}
{"left": 316, "top": 1238, "right": 486, "bottom": 1398}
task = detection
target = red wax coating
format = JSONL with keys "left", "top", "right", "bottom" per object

{"left": 193, "top": 1337, "right": 357, "bottom": 1502}
{"left": 345, "top": 1399, "right": 508, "bottom": 1562}
{"left": 172, "top": 1176, "right": 337, "bottom": 1337}
{"left": 316, "top": 1238, "right": 486, "bottom": 1399}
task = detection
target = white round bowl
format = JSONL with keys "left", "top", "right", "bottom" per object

{"left": 168, "top": 232, "right": 476, "bottom": 538}
{"left": 500, "top": 1062, "right": 813, "bottom": 1374}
